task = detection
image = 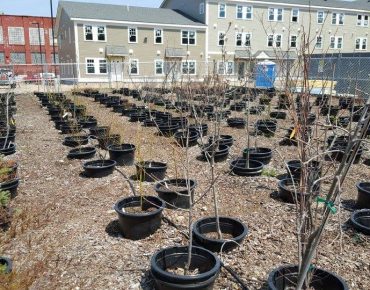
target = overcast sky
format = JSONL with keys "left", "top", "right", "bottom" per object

{"left": 1, "top": 0, "right": 163, "bottom": 17}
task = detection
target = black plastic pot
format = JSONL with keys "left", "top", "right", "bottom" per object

{"left": 67, "top": 147, "right": 96, "bottom": 159}
{"left": 256, "top": 119, "right": 277, "bottom": 136}
{"left": 78, "top": 117, "right": 97, "bottom": 128}
{"left": 174, "top": 131, "right": 199, "bottom": 147}
{"left": 188, "top": 124, "right": 208, "bottom": 137}
{"left": 130, "top": 113, "right": 147, "bottom": 122}
{"left": 201, "top": 144, "right": 229, "bottom": 162}
{"left": 136, "top": 161, "right": 167, "bottom": 182}
{"left": 356, "top": 182, "right": 370, "bottom": 209}
{"left": 0, "top": 178, "right": 20, "bottom": 199}
{"left": 63, "top": 135, "right": 89, "bottom": 147}
{"left": 0, "top": 143, "right": 16, "bottom": 156}
{"left": 114, "top": 195, "right": 165, "bottom": 240}
{"left": 83, "top": 159, "right": 116, "bottom": 177}
{"left": 0, "top": 134, "right": 15, "bottom": 143}
{"left": 151, "top": 246, "right": 221, "bottom": 290}
{"left": 243, "top": 147, "right": 272, "bottom": 165}
{"left": 154, "top": 179, "right": 196, "bottom": 209}
{"left": 158, "top": 123, "right": 179, "bottom": 137}
{"left": 320, "top": 106, "right": 340, "bottom": 117}
{"left": 0, "top": 256, "right": 12, "bottom": 274}
{"left": 230, "top": 159, "right": 263, "bottom": 176}
{"left": 60, "top": 124, "right": 82, "bottom": 134}
{"left": 227, "top": 118, "right": 246, "bottom": 128}
{"left": 331, "top": 145, "right": 363, "bottom": 164}
{"left": 278, "top": 178, "right": 305, "bottom": 203}
{"left": 267, "top": 264, "right": 348, "bottom": 290}
{"left": 270, "top": 111, "right": 286, "bottom": 120}
{"left": 108, "top": 144, "right": 136, "bottom": 166}
{"left": 143, "top": 119, "right": 159, "bottom": 127}
{"left": 208, "top": 135, "right": 233, "bottom": 147}
{"left": 193, "top": 216, "right": 248, "bottom": 253}
{"left": 351, "top": 209, "right": 370, "bottom": 235}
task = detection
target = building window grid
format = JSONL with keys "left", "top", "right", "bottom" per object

{"left": 218, "top": 31, "right": 225, "bottom": 46}
{"left": 154, "top": 29, "right": 163, "bottom": 44}
{"left": 317, "top": 11, "right": 325, "bottom": 24}
{"left": 0, "top": 53, "right": 4, "bottom": 64}
{"left": 10, "top": 52, "right": 26, "bottom": 64}
{"left": 31, "top": 53, "right": 46, "bottom": 64}
{"left": 155, "top": 60, "right": 164, "bottom": 75}
{"left": 330, "top": 36, "right": 343, "bottom": 49}
{"left": 290, "top": 35, "right": 297, "bottom": 48}
{"left": 332, "top": 12, "right": 344, "bottom": 25}
{"left": 181, "top": 30, "right": 196, "bottom": 45}
{"left": 199, "top": 3, "right": 205, "bottom": 15}
{"left": 236, "top": 32, "right": 251, "bottom": 47}
{"left": 218, "top": 3, "right": 226, "bottom": 18}
{"left": 130, "top": 59, "right": 139, "bottom": 75}
{"left": 86, "top": 58, "right": 107, "bottom": 74}
{"left": 267, "top": 34, "right": 282, "bottom": 48}
{"left": 357, "top": 14, "right": 369, "bottom": 27}
{"left": 236, "top": 5, "right": 253, "bottom": 20}
{"left": 218, "top": 61, "right": 234, "bottom": 75}
{"left": 355, "top": 37, "right": 367, "bottom": 50}
{"left": 129, "top": 28, "right": 137, "bottom": 43}
{"left": 268, "top": 8, "right": 283, "bottom": 22}
{"left": 182, "top": 60, "right": 196, "bottom": 75}
{"left": 29, "top": 27, "right": 45, "bottom": 45}
{"left": 291, "top": 9, "right": 299, "bottom": 22}
{"left": 8, "top": 27, "right": 25, "bottom": 45}
{"left": 0, "top": 27, "right": 3, "bottom": 44}
{"left": 315, "top": 36, "right": 323, "bottom": 49}
{"left": 84, "top": 25, "right": 93, "bottom": 40}
{"left": 97, "top": 26, "right": 105, "bottom": 41}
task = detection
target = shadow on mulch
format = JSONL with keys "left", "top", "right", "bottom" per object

{"left": 105, "top": 219, "right": 122, "bottom": 238}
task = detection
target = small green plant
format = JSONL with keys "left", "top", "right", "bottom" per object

{"left": 0, "top": 263, "right": 7, "bottom": 273}
{"left": 0, "top": 190, "right": 10, "bottom": 207}
{"left": 261, "top": 168, "right": 278, "bottom": 177}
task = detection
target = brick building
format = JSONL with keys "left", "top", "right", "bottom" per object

{"left": 0, "top": 14, "right": 58, "bottom": 78}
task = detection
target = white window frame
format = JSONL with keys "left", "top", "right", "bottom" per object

{"left": 217, "top": 61, "right": 234, "bottom": 75}
{"left": 329, "top": 36, "right": 343, "bottom": 49}
{"left": 29, "top": 27, "right": 45, "bottom": 45}
{"left": 83, "top": 24, "right": 106, "bottom": 42}
{"left": 236, "top": 5, "right": 253, "bottom": 20}
{"left": 8, "top": 27, "right": 25, "bottom": 45}
{"left": 218, "top": 31, "right": 225, "bottom": 46}
{"left": 317, "top": 11, "right": 325, "bottom": 24}
{"left": 267, "top": 34, "right": 282, "bottom": 48}
{"left": 355, "top": 37, "right": 367, "bottom": 50}
{"left": 357, "top": 14, "right": 369, "bottom": 27}
{"left": 155, "top": 59, "right": 164, "bottom": 75}
{"left": 332, "top": 12, "right": 344, "bottom": 25}
{"left": 181, "top": 30, "right": 196, "bottom": 46}
{"left": 182, "top": 60, "right": 196, "bottom": 75}
{"left": 128, "top": 27, "right": 138, "bottom": 43}
{"left": 85, "top": 58, "right": 108, "bottom": 75}
{"left": 218, "top": 3, "right": 226, "bottom": 18}
{"left": 290, "top": 35, "right": 297, "bottom": 48}
{"left": 268, "top": 7, "right": 283, "bottom": 22}
{"left": 154, "top": 28, "right": 163, "bottom": 44}
{"left": 315, "top": 35, "right": 323, "bottom": 49}
{"left": 129, "top": 59, "right": 139, "bottom": 75}
{"left": 236, "top": 32, "right": 251, "bottom": 47}
{"left": 291, "top": 8, "right": 299, "bottom": 23}
{"left": 199, "top": 2, "right": 205, "bottom": 15}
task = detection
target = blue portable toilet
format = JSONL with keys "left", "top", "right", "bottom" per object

{"left": 255, "top": 60, "right": 276, "bottom": 89}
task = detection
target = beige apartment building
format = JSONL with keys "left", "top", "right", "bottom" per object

{"left": 162, "top": 0, "right": 370, "bottom": 79}
{"left": 56, "top": 1, "right": 206, "bottom": 83}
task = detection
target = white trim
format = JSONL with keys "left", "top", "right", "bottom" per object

{"left": 236, "top": 5, "right": 253, "bottom": 20}
{"left": 291, "top": 8, "right": 299, "bottom": 23}
{"left": 129, "top": 59, "right": 139, "bottom": 75}
{"left": 221, "top": 0, "right": 370, "bottom": 13}
{"left": 218, "top": 3, "right": 226, "bottom": 18}
{"left": 181, "top": 30, "right": 197, "bottom": 46}
{"left": 71, "top": 18, "right": 206, "bottom": 29}
{"left": 355, "top": 37, "right": 367, "bottom": 51}
{"left": 268, "top": 7, "right": 284, "bottom": 22}
{"left": 154, "top": 28, "right": 163, "bottom": 44}
{"left": 317, "top": 11, "right": 325, "bottom": 24}
{"left": 356, "top": 14, "right": 369, "bottom": 27}
{"left": 154, "top": 59, "right": 164, "bottom": 75}
{"left": 315, "top": 35, "right": 323, "bottom": 49}
{"left": 85, "top": 57, "right": 108, "bottom": 75}
{"left": 128, "top": 27, "right": 138, "bottom": 43}
{"left": 74, "top": 22, "right": 81, "bottom": 81}
{"left": 289, "top": 34, "right": 297, "bottom": 48}
{"left": 83, "top": 24, "right": 107, "bottom": 42}
{"left": 181, "top": 60, "right": 197, "bottom": 75}
{"left": 331, "top": 12, "right": 345, "bottom": 25}
{"left": 217, "top": 31, "right": 225, "bottom": 47}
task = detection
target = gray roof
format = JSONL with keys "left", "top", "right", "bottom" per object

{"left": 235, "top": 50, "right": 253, "bottom": 59}
{"left": 165, "top": 48, "right": 187, "bottom": 58}
{"left": 59, "top": 1, "right": 205, "bottom": 27}
{"left": 106, "top": 46, "right": 128, "bottom": 57}
{"left": 251, "top": 0, "right": 370, "bottom": 11}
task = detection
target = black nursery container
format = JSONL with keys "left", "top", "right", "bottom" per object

{"left": 174, "top": 130, "right": 199, "bottom": 147}
{"left": 0, "top": 178, "right": 20, "bottom": 199}
{"left": 136, "top": 161, "right": 167, "bottom": 182}
{"left": 0, "top": 256, "right": 12, "bottom": 274}
{"left": 68, "top": 147, "right": 96, "bottom": 159}
{"left": 201, "top": 144, "right": 229, "bottom": 162}
{"left": 243, "top": 147, "right": 273, "bottom": 165}
{"left": 356, "top": 182, "right": 370, "bottom": 209}
{"left": 151, "top": 246, "right": 221, "bottom": 290}
{"left": 227, "top": 118, "right": 246, "bottom": 128}
{"left": 63, "top": 135, "right": 89, "bottom": 147}
{"left": 193, "top": 216, "right": 248, "bottom": 253}
{"left": 230, "top": 159, "right": 264, "bottom": 176}
{"left": 154, "top": 179, "right": 196, "bottom": 209}
{"left": 83, "top": 159, "right": 116, "bottom": 177}
{"left": 108, "top": 144, "right": 136, "bottom": 166}
{"left": 351, "top": 209, "right": 370, "bottom": 235}
{"left": 208, "top": 135, "right": 233, "bottom": 147}
{"left": 267, "top": 264, "right": 348, "bottom": 290}
{"left": 114, "top": 195, "right": 165, "bottom": 240}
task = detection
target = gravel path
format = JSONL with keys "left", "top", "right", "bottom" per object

{"left": 0, "top": 91, "right": 369, "bottom": 289}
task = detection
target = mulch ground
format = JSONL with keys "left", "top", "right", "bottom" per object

{"left": 1, "top": 89, "right": 369, "bottom": 289}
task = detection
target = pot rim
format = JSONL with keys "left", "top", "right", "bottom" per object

{"left": 114, "top": 195, "right": 165, "bottom": 217}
